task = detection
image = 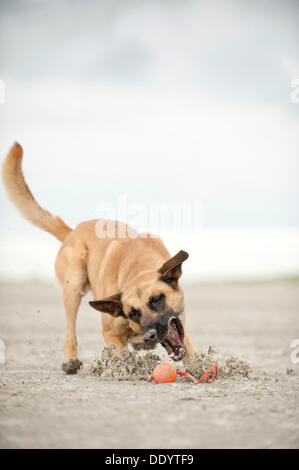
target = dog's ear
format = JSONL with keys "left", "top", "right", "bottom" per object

{"left": 89, "top": 293, "right": 125, "bottom": 318}
{"left": 158, "top": 250, "right": 189, "bottom": 287}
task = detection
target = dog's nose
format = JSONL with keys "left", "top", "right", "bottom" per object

{"left": 143, "top": 328, "right": 157, "bottom": 342}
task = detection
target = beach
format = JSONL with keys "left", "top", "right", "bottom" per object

{"left": 0, "top": 281, "right": 298, "bottom": 449}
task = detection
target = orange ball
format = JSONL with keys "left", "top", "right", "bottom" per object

{"left": 153, "top": 363, "right": 177, "bottom": 383}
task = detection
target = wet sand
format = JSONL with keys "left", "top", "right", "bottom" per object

{"left": 0, "top": 281, "right": 298, "bottom": 449}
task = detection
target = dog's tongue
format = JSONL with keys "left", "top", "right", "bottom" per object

{"left": 167, "top": 320, "right": 181, "bottom": 347}
{"left": 162, "top": 318, "right": 185, "bottom": 361}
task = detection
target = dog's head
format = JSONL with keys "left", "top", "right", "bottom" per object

{"left": 89, "top": 250, "right": 188, "bottom": 361}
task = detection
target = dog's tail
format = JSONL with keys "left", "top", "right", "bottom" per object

{"left": 2, "top": 142, "right": 72, "bottom": 242}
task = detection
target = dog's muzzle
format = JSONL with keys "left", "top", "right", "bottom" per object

{"left": 160, "top": 316, "right": 186, "bottom": 361}
{"left": 138, "top": 312, "right": 186, "bottom": 360}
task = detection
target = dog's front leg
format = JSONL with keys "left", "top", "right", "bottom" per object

{"left": 103, "top": 331, "right": 128, "bottom": 354}
{"left": 182, "top": 312, "right": 196, "bottom": 360}
{"left": 184, "top": 328, "right": 196, "bottom": 359}
{"left": 56, "top": 240, "right": 88, "bottom": 374}
{"left": 61, "top": 281, "right": 84, "bottom": 374}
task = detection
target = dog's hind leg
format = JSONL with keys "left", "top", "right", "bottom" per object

{"left": 56, "top": 239, "right": 88, "bottom": 374}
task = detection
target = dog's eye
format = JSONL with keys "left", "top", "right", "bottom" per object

{"left": 150, "top": 294, "right": 163, "bottom": 303}
{"left": 148, "top": 293, "right": 165, "bottom": 311}
{"left": 129, "top": 308, "right": 141, "bottom": 323}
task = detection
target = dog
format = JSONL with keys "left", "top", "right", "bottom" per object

{"left": 2, "top": 142, "right": 195, "bottom": 374}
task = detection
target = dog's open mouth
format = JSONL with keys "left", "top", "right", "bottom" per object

{"left": 161, "top": 317, "right": 185, "bottom": 361}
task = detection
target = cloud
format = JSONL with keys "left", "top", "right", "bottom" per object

{"left": 0, "top": 77, "right": 298, "bottom": 227}
{"left": 1, "top": 0, "right": 298, "bottom": 109}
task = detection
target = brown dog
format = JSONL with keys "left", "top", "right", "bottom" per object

{"left": 2, "top": 142, "right": 195, "bottom": 374}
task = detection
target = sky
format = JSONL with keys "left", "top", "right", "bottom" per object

{"left": 0, "top": 0, "right": 298, "bottom": 280}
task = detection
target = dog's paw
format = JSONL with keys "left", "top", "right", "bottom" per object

{"left": 62, "top": 358, "right": 83, "bottom": 375}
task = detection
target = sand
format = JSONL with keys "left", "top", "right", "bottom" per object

{"left": 0, "top": 281, "right": 298, "bottom": 449}
{"left": 90, "top": 345, "right": 251, "bottom": 381}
